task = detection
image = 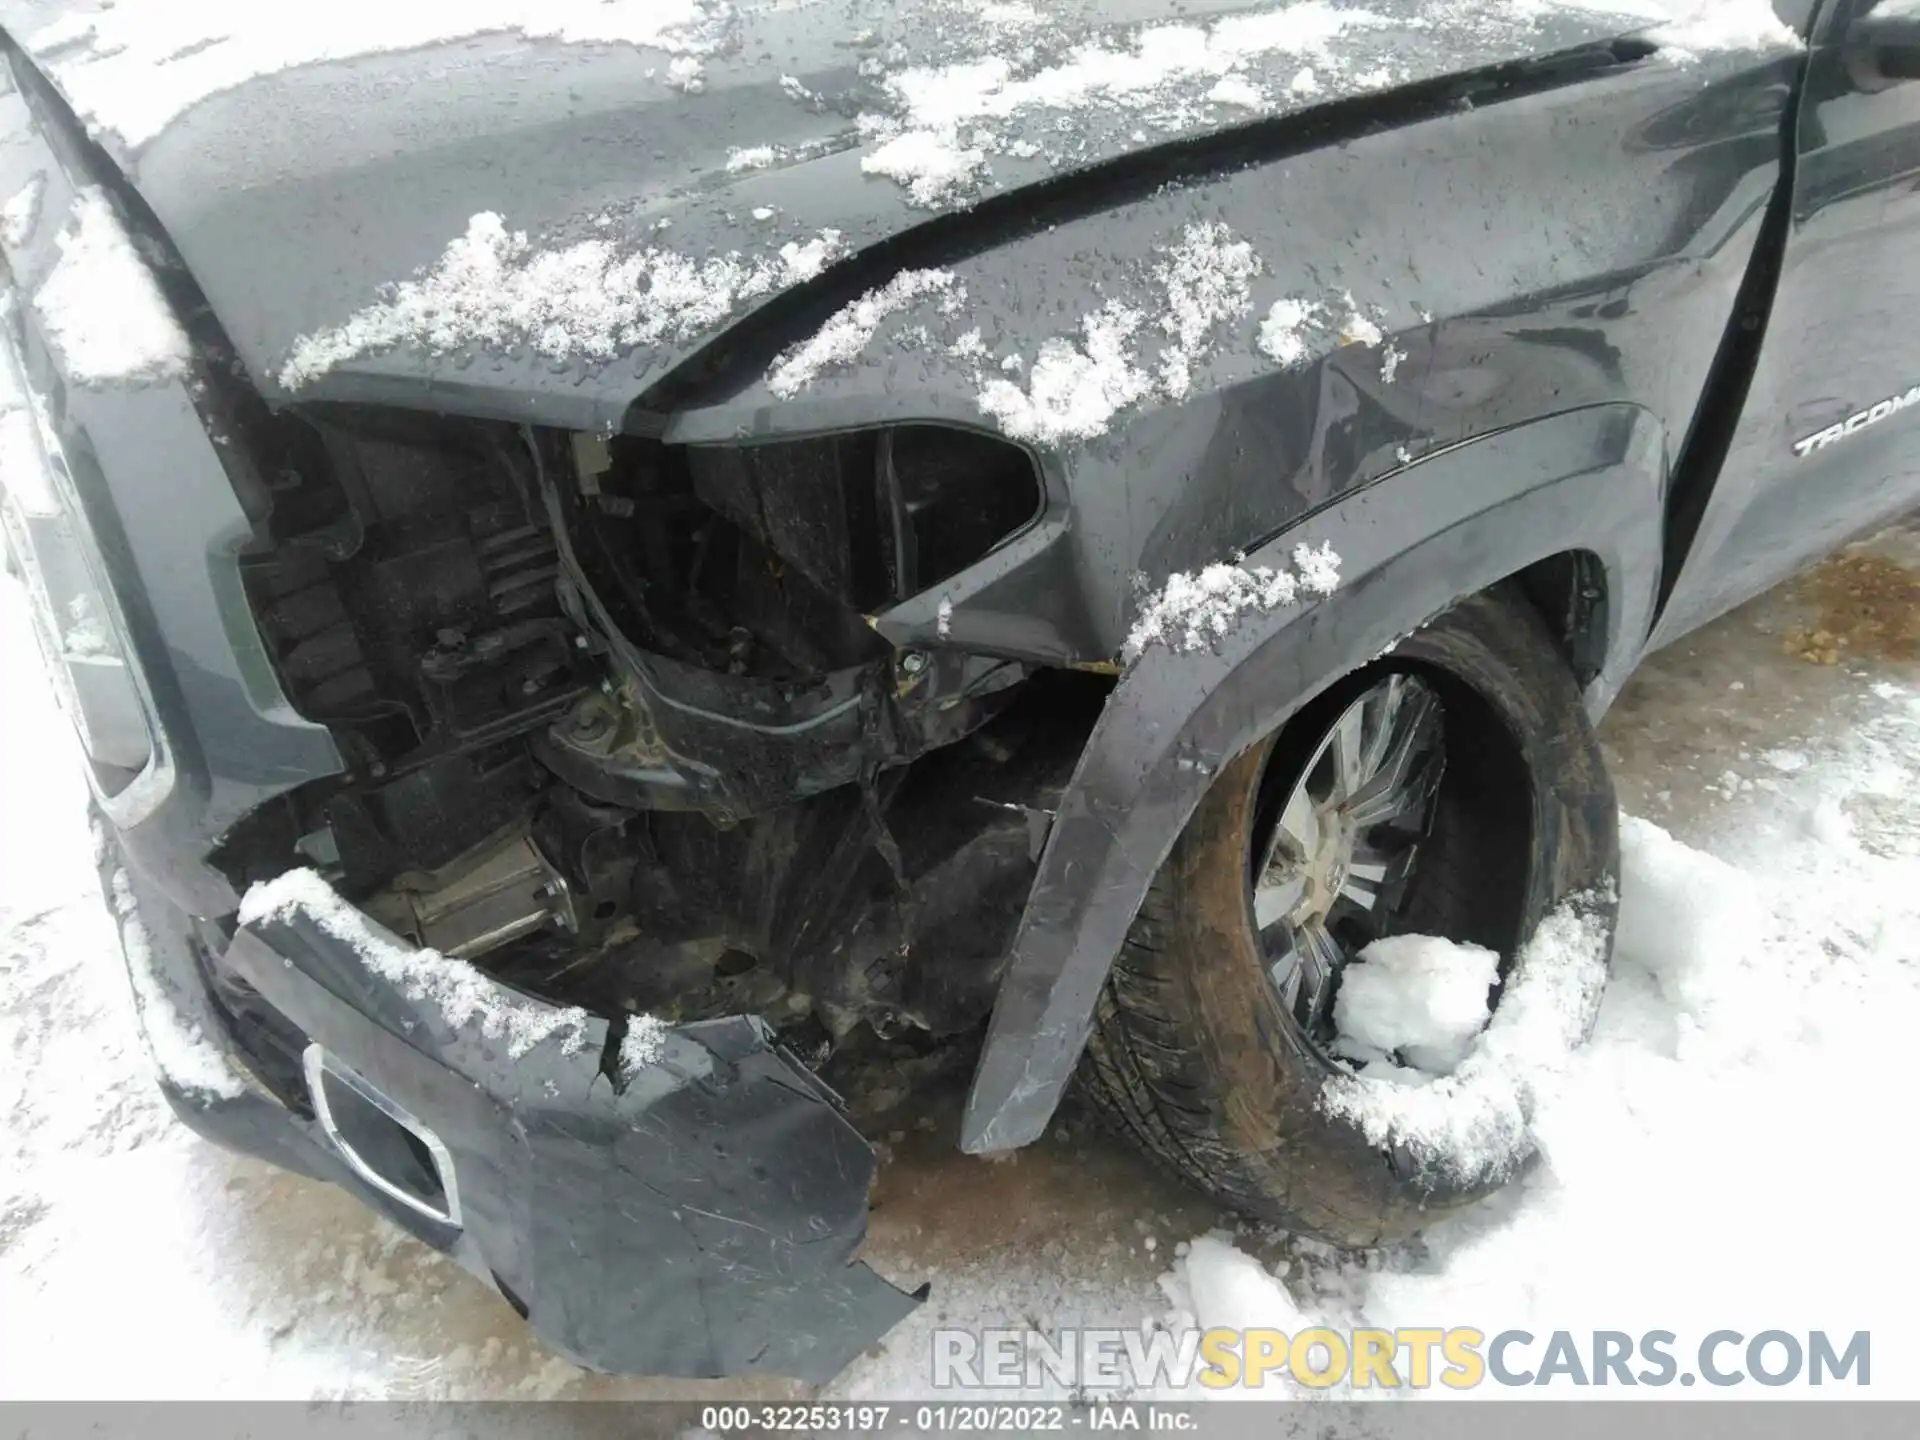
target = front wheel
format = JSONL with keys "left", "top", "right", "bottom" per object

{"left": 1078, "top": 588, "right": 1618, "bottom": 1245}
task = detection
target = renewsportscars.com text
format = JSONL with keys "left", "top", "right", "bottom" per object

{"left": 932, "top": 1327, "right": 1871, "bottom": 1390}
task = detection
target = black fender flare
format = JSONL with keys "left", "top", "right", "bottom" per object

{"left": 960, "top": 403, "right": 1665, "bottom": 1153}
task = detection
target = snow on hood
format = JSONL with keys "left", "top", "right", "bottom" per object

{"left": 765, "top": 268, "right": 968, "bottom": 400}
{"left": 0, "top": 1, "right": 1802, "bottom": 417}
{"left": 6, "top": 0, "right": 730, "bottom": 149}
{"left": 279, "top": 213, "right": 849, "bottom": 391}
{"left": 5, "top": 0, "right": 1799, "bottom": 156}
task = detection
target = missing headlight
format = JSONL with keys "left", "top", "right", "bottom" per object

{"left": 875, "top": 426, "right": 1041, "bottom": 602}
{"left": 569, "top": 424, "right": 1041, "bottom": 683}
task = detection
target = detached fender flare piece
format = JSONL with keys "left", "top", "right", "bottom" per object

{"left": 961, "top": 404, "right": 1665, "bottom": 1153}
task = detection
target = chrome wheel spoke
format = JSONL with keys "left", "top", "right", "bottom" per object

{"left": 1268, "top": 917, "right": 1344, "bottom": 1021}
{"left": 1341, "top": 683, "right": 1442, "bottom": 828}
{"left": 1267, "top": 937, "right": 1304, "bottom": 1011}
{"left": 1253, "top": 867, "right": 1310, "bottom": 929}
{"left": 1282, "top": 791, "right": 1313, "bottom": 856}
{"left": 1276, "top": 788, "right": 1317, "bottom": 863}
{"left": 1343, "top": 749, "right": 1441, "bottom": 829}
{"left": 1338, "top": 843, "right": 1416, "bottom": 912}
{"left": 1292, "top": 918, "right": 1345, "bottom": 1029}
{"left": 1251, "top": 671, "right": 1446, "bottom": 1041}
{"left": 1256, "top": 785, "right": 1317, "bottom": 884}
{"left": 1331, "top": 703, "right": 1368, "bottom": 800}
{"left": 1359, "top": 674, "right": 1410, "bottom": 777}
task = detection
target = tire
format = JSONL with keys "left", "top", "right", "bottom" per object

{"left": 1077, "top": 587, "right": 1618, "bottom": 1246}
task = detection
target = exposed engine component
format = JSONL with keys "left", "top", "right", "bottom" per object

{"left": 476, "top": 672, "right": 1100, "bottom": 1037}
{"left": 242, "top": 407, "right": 594, "bottom": 781}
{"left": 223, "top": 404, "right": 1073, "bottom": 1052}
{"left": 530, "top": 424, "right": 1043, "bottom": 819}
{"left": 362, "top": 826, "right": 575, "bottom": 959}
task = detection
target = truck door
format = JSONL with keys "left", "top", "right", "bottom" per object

{"left": 1655, "top": 0, "right": 1920, "bottom": 645}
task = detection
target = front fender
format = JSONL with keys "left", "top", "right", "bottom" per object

{"left": 960, "top": 404, "right": 1665, "bottom": 1153}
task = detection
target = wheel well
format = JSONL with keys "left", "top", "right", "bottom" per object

{"left": 1508, "top": 549, "right": 1608, "bottom": 687}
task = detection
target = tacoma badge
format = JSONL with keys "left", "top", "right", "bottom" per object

{"left": 1793, "top": 382, "right": 1920, "bottom": 458}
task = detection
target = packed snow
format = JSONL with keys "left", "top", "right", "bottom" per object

{"left": 0, "top": 175, "right": 43, "bottom": 250}
{"left": 280, "top": 213, "right": 847, "bottom": 388}
{"left": 847, "top": 0, "right": 1802, "bottom": 209}
{"left": 1256, "top": 296, "right": 1323, "bottom": 367}
{"left": 1321, "top": 894, "right": 1611, "bottom": 1186}
{"left": 617, "top": 1015, "right": 669, "bottom": 1078}
{"left": 860, "top": 130, "right": 992, "bottom": 208}
{"left": 725, "top": 145, "right": 783, "bottom": 174}
{"left": 1162, "top": 748, "right": 1920, "bottom": 1394}
{"left": 1330, "top": 933, "right": 1501, "bottom": 1076}
{"left": 976, "top": 302, "right": 1155, "bottom": 445}
{"left": 1337, "top": 292, "right": 1385, "bottom": 348}
{"left": 976, "top": 221, "right": 1287, "bottom": 443}
{"left": 237, "top": 868, "right": 595, "bottom": 1061}
{"left": 1152, "top": 223, "right": 1263, "bottom": 400}
{"left": 33, "top": 190, "right": 191, "bottom": 387}
{"left": 1291, "top": 538, "right": 1343, "bottom": 596}
{"left": 765, "top": 269, "right": 963, "bottom": 399}
{"left": 1124, "top": 542, "right": 1342, "bottom": 660}
{"left": 1632, "top": 0, "right": 1805, "bottom": 58}
{"left": 874, "top": 4, "right": 1397, "bottom": 137}
{"left": 664, "top": 56, "right": 708, "bottom": 95}
{"left": 1166, "top": 1233, "right": 1314, "bottom": 1338}
{"left": 22, "top": 0, "right": 730, "bottom": 147}
{"left": 1206, "top": 75, "right": 1269, "bottom": 109}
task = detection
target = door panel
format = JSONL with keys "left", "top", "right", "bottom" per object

{"left": 1654, "top": 0, "right": 1920, "bottom": 645}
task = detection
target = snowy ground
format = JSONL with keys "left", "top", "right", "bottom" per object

{"left": 2, "top": 529, "right": 1918, "bottom": 1403}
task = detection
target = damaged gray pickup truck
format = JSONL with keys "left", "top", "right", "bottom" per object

{"left": 3, "top": 0, "right": 1918, "bottom": 1382}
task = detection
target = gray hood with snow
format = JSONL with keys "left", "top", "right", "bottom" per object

{"left": 0, "top": 0, "right": 1793, "bottom": 425}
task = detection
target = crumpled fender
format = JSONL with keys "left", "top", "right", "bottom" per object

{"left": 961, "top": 404, "right": 1665, "bottom": 1153}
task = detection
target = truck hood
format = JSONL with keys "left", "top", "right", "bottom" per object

{"left": 0, "top": 0, "right": 1797, "bottom": 428}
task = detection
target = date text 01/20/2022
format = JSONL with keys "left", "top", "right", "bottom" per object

{"left": 698, "top": 1405, "right": 1195, "bottom": 1432}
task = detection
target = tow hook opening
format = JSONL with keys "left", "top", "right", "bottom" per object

{"left": 304, "top": 1044, "right": 461, "bottom": 1228}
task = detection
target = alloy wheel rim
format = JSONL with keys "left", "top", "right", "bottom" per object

{"left": 1251, "top": 671, "right": 1446, "bottom": 1041}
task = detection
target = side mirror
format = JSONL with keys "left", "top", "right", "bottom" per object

{"left": 1848, "top": 0, "right": 1920, "bottom": 90}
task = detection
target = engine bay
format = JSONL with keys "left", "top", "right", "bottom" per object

{"left": 215, "top": 404, "right": 1094, "bottom": 1077}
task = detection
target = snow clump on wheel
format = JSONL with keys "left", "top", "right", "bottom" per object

{"left": 1318, "top": 892, "right": 1613, "bottom": 1188}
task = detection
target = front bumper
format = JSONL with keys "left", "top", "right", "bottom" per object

{"left": 112, "top": 858, "right": 920, "bottom": 1381}
{"left": 3, "top": 56, "right": 919, "bottom": 1380}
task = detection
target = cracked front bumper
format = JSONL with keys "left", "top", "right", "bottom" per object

{"left": 119, "top": 863, "right": 921, "bottom": 1382}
